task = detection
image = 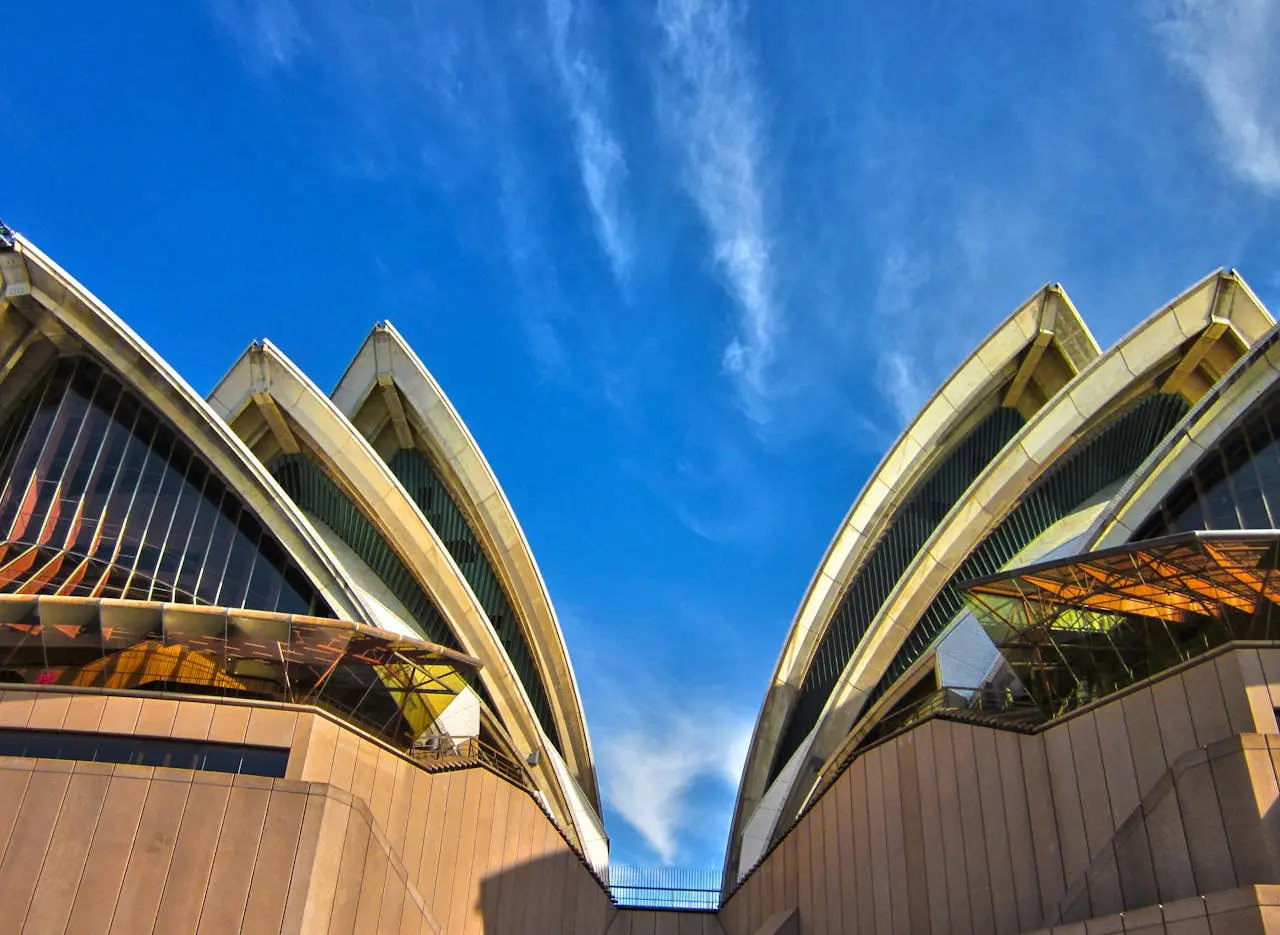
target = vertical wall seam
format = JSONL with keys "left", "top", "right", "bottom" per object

{"left": 14, "top": 765, "right": 74, "bottom": 933}
{"left": 104, "top": 774, "right": 194, "bottom": 935}
{"left": 179, "top": 777, "right": 235, "bottom": 935}
{"left": 966, "top": 727, "right": 1001, "bottom": 934}
{"left": 83, "top": 774, "right": 149, "bottom": 935}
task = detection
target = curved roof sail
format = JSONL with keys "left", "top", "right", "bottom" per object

{"left": 727, "top": 284, "right": 1099, "bottom": 878}
{"left": 746, "top": 270, "right": 1271, "bottom": 873}
{"left": 330, "top": 322, "right": 599, "bottom": 809}
{"left": 207, "top": 339, "right": 602, "bottom": 857}
{"left": 1086, "top": 322, "right": 1280, "bottom": 549}
{"left": 0, "top": 235, "right": 370, "bottom": 622}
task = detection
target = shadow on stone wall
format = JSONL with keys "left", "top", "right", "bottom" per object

{"left": 476, "top": 849, "right": 614, "bottom": 934}
{"left": 477, "top": 853, "right": 727, "bottom": 935}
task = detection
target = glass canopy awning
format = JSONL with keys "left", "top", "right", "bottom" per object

{"left": 0, "top": 594, "right": 482, "bottom": 751}
{"left": 962, "top": 531, "right": 1280, "bottom": 717}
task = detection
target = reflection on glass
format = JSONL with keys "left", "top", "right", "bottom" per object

{"left": 388, "top": 449, "right": 564, "bottom": 754}
{"left": 1138, "top": 386, "right": 1280, "bottom": 538}
{"left": 0, "top": 728, "right": 289, "bottom": 777}
{"left": 0, "top": 605, "right": 474, "bottom": 753}
{"left": 967, "top": 534, "right": 1280, "bottom": 717}
{"left": 0, "top": 357, "right": 331, "bottom": 616}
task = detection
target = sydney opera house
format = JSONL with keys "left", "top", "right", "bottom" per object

{"left": 4, "top": 214, "right": 1280, "bottom": 934}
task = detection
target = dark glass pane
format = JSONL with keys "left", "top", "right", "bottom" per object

{"left": 59, "top": 389, "right": 110, "bottom": 504}
{"left": 279, "top": 566, "right": 315, "bottom": 616}
{"left": 116, "top": 428, "right": 173, "bottom": 566}
{"left": 1254, "top": 437, "right": 1280, "bottom": 530}
{"left": 1218, "top": 432, "right": 1269, "bottom": 527}
{"left": 0, "top": 372, "right": 49, "bottom": 489}
{"left": 92, "top": 734, "right": 134, "bottom": 763}
{"left": 95, "top": 413, "right": 157, "bottom": 561}
{"left": 387, "top": 448, "right": 563, "bottom": 753}
{"left": 269, "top": 453, "right": 452, "bottom": 638}
{"left": 38, "top": 377, "right": 90, "bottom": 488}
{"left": 1200, "top": 459, "right": 1240, "bottom": 529}
{"left": 98, "top": 566, "right": 132, "bottom": 598}
{"left": 216, "top": 513, "right": 260, "bottom": 608}
{"left": 0, "top": 357, "right": 331, "bottom": 616}
{"left": 196, "top": 493, "right": 238, "bottom": 604}
{"left": 1167, "top": 496, "right": 1205, "bottom": 537}
{"left": 243, "top": 533, "right": 286, "bottom": 612}
{"left": 40, "top": 374, "right": 100, "bottom": 548}
{"left": 132, "top": 442, "right": 189, "bottom": 595}
{"left": 236, "top": 746, "right": 288, "bottom": 776}
{"left": 152, "top": 453, "right": 201, "bottom": 589}
{"left": 175, "top": 476, "right": 218, "bottom": 600}
{"left": 0, "top": 728, "right": 286, "bottom": 777}
{"left": 72, "top": 407, "right": 132, "bottom": 555}
{"left": 1140, "top": 386, "right": 1280, "bottom": 538}
{"left": 0, "top": 392, "right": 61, "bottom": 536}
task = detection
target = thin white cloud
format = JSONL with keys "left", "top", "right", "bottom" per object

{"left": 599, "top": 703, "right": 752, "bottom": 863}
{"left": 210, "top": 0, "right": 304, "bottom": 70}
{"left": 559, "top": 599, "right": 757, "bottom": 866}
{"left": 862, "top": 180, "right": 1061, "bottom": 428}
{"left": 208, "top": 0, "right": 583, "bottom": 376}
{"left": 872, "top": 244, "right": 931, "bottom": 424}
{"left": 620, "top": 427, "right": 778, "bottom": 547}
{"left": 1152, "top": 0, "right": 1280, "bottom": 191}
{"left": 655, "top": 0, "right": 778, "bottom": 422}
{"left": 546, "top": 0, "right": 632, "bottom": 281}
{"left": 496, "top": 154, "right": 573, "bottom": 375}
{"left": 881, "top": 350, "right": 928, "bottom": 427}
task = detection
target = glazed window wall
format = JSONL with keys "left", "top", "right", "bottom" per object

{"left": 0, "top": 357, "right": 330, "bottom": 615}
{"left": 269, "top": 452, "right": 460, "bottom": 651}
{"left": 0, "top": 728, "right": 289, "bottom": 776}
{"left": 389, "top": 449, "right": 564, "bottom": 755}
{"left": 0, "top": 607, "right": 478, "bottom": 752}
{"left": 861, "top": 392, "right": 1190, "bottom": 716}
{"left": 1135, "top": 385, "right": 1280, "bottom": 539}
{"left": 769, "top": 406, "right": 1026, "bottom": 784}
{"left": 965, "top": 534, "right": 1280, "bottom": 717}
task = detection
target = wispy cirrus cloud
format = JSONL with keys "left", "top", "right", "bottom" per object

{"left": 872, "top": 244, "right": 932, "bottom": 424}
{"left": 655, "top": 0, "right": 779, "bottom": 423}
{"left": 598, "top": 696, "right": 752, "bottom": 864}
{"left": 864, "top": 186, "right": 1060, "bottom": 428}
{"left": 621, "top": 427, "right": 779, "bottom": 546}
{"left": 205, "top": 0, "right": 507, "bottom": 170}
{"left": 546, "top": 0, "right": 632, "bottom": 282}
{"left": 1151, "top": 0, "right": 1280, "bottom": 191}
{"left": 210, "top": 0, "right": 304, "bottom": 70}
{"left": 207, "top": 0, "right": 583, "bottom": 374}
{"left": 561, "top": 598, "right": 760, "bottom": 866}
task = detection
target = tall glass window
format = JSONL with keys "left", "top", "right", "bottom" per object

{"left": 1136, "top": 386, "right": 1280, "bottom": 539}
{"left": 0, "top": 356, "right": 331, "bottom": 616}
{"left": 769, "top": 406, "right": 1027, "bottom": 783}
{"left": 268, "top": 452, "right": 460, "bottom": 650}
{"left": 862, "top": 391, "right": 1189, "bottom": 714}
{"left": 389, "top": 448, "right": 564, "bottom": 755}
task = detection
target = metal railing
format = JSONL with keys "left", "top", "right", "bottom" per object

{"left": 801, "top": 684, "right": 1044, "bottom": 814}
{"left": 409, "top": 736, "right": 533, "bottom": 791}
{"left": 607, "top": 865, "right": 721, "bottom": 911}
{"left": 854, "top": 684, "right": 1044, "bottom": 750}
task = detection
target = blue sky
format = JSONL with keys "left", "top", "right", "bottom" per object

{"left": 4, "top": 0, "right": 1280, "bottom": 869}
